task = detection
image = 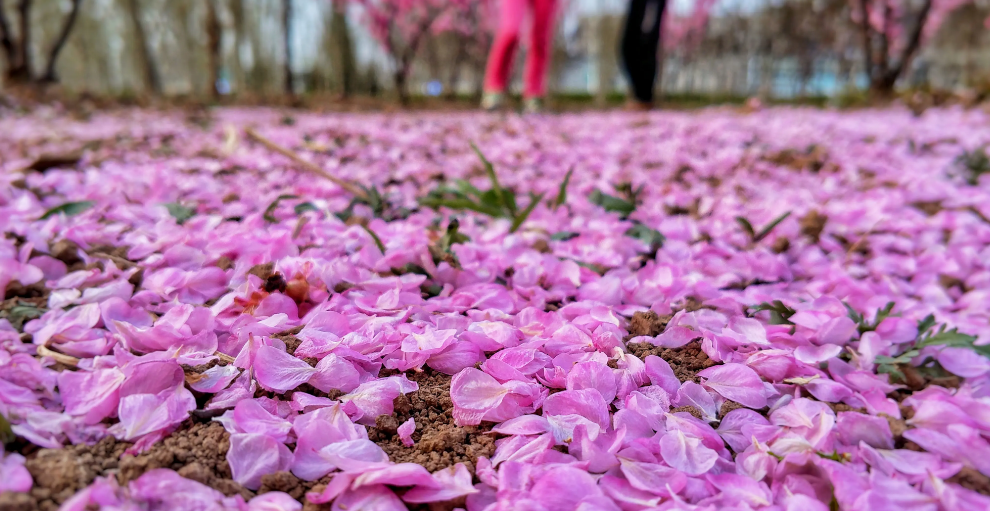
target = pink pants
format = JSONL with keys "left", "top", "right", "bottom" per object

{"left": 483, "top": 0, "right": 558, "bottom": 98}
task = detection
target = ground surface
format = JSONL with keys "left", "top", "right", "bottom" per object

{"left": 1, "top": 105, "right": 990, "bottom": 510}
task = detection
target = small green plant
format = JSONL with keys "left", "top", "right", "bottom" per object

{"left": 552, "top": 168, "right": 573, "bottom": 211}
{"left": 625, "top": 223, "right": 665, "bottom": 256}
{"left": 0, "top": 300, "right": 46, "bottom": 330}
{"left": 428, "top": 218, "right": 470, "bottom": 269}
{"left": 748, "top": 300, "right": 797, "bottom": 325}
{"left": 550, "top": 231, "right": 579, "bottom": 241}
{"left": 418, "top": 144, "right": 544, "bottom": 233}
{"left": 0, "top": 413, "right": 14, "bottom": 446}
{"left": 164, "top": 203, "right": 196, "bottom": 224}
{"left": 263, "top": 194, "right": 302, "bottom": 223}
{"left": 954, "top": 146, "right": 990, "bottom": 185}
{"left": 336, "top": 184, "right": 412, "bottom": 223}
{"left": 845, "top": 301, "right": 895, "bottom": 334}
{"left": 736, "top": 211, "right": 792, "bottom": 244}
{"left": 588, "top": 183, "right": 643, "bottom": 218}
{"left": 844, "top": 303, "right": 988, "bottom": 382}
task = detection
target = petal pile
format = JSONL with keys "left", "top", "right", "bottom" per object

{"left": 1, "top": 105, "right": 990, "bottom": 510}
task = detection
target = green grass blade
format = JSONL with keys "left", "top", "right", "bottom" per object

{"left": 735, "top": 216, "right": 756, "bottom": 240}
{"left": 754, "top": 211, "right": 792, "bottom": 242}
{"left": 263, "top": 194, "right": 300, "bottom": 223}
{"left": 553, "top": 168, "right": 574, "bottom": 211}
{"left": 40, "top": 201, "right": 95, "bottom": 220}
{"left": 510, "top": 193, "right": 545, "bottom": 233}
{"left": 470, "top": 142, "right": 512, "bottom": 216}
{"left": 361, "top": 225, "right": 387, "bottom": 253}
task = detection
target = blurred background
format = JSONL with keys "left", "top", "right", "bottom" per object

{"left": 0, "top": 0, "right": 988, "bottom": 107}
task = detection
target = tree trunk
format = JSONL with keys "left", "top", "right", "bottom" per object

{"left": 41, "top": 0, "right": 82, "bottom": 83}
{"left": 0, "top": 3, "right": 14, "bottom": 70}
{"left": 8, "top": 0, "right": 31, "bottom": 81}
{"left": 283, "top": 0, "right": 292, "bottom": 95}
{"left": 128, "top": 0, "right": 160, "bottom": 94}
{"left": 205, "top": 0, "right": 220, "bottom": 96}
{"left": 394, "top": 68, "right": 408, "bottom": 105}
{"left": 856, "top": 0, "right": 874, "bottom": 86}
{"left": 868, "top": 0, "right": 932, "bottom": 97}
{"left": 330, "top": 1, "right": 356, "bottom": 97}
{"left": 445, "top": 41, "right": 467, "bottom": 100}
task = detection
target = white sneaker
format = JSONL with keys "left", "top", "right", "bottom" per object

{"left": 481, "top": 92, "right": 504, "bottom": 111}
{"left": 523, "top": 97, "right": 545, "bottom": 114}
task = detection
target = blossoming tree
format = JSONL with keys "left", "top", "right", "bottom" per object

{"left": 349, "top": 0, "right": 468, "bottom": 104}
{"left": 851, "top": 0, "right": 979, "bottom": 94}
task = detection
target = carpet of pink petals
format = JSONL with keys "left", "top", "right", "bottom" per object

{"left": 2, "top": 105, "right": 990, "bottom": 511}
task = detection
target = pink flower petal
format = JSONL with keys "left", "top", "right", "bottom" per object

{"left": 398, "top": 418, "right": 416, "bottom": 447}
{"left": 696, "top": 363, "right": 767, "bottom": 409}
{"left": 253, "top": 344, "right": 317, "bottom": 393}
{"left": 659, "top": 429, "right": 718, "bottom": 476}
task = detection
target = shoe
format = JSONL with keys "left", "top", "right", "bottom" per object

{"left": 523, "top": 97, "right": 544, "bottom": 114}
{"left": 624, "top": 99, "right": 652, "bottom": 112}
{"left": 481, "top": 92, "right": 504, "bottom": 111}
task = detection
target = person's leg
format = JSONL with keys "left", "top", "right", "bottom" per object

{"left": 483, "top": 0, "right": 527, "bottom": 95}
{"left": 640, "top": 0, "right": 665, "bottom": 103}
{"left": 522, "top": 0, "right": 557, "bottom": 99}
{"left": 621, "top": 0, "right": 664, "bottom": 105}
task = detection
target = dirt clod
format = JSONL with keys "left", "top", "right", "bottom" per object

{"left": 258, "top": 471, "right": 308, "bottom": 500}
{"left": 247, "top": 262, "right": 275, "bottom": 280}
{"left": 799, "top": 210, "right": 828, "bottom": 243}
{"left": 367, "top": 369, "right": 495, "bottom": 474}
{"left": 719, "top": 400, "right": 745, "bottom": 417}
{"left": 627, "top": 311, "right": 671, "bottom": 338}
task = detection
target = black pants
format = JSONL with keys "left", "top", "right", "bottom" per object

{"left": 621, "top": 0, "right": 665, "bottom": 104}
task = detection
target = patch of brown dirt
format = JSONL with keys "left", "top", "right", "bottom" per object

{"left": 670, "top": 406, "right": 704, "bottom": 421}
{"left": 799, "top": 210, "right": 828, "bottom": 243}
{"left": 771, "top": 237, "right": 791, "bottom": 253}
{"left": 627, "top": 311, "right": 671, "bottom": 338}
{"left": 367, "top": 368, "right": 495, "bottom": 474}
{"left": 115, "top": 422, "right": 252, "bottom": 500}
{"left": 0, "top": 491, "right": 37, "bottom": 511}
{"left": 272, "top": 326, "right": 305, "bottom": 356}
{"left": 948, "top": 467, "right": 990, "bottom": 495}
{"left": 18, "top": 420, "right": 335, "bottom": 509}
{"left": 719, "top": 401, "right": 745, "bottom": 417}
{"left": 257, "top": 471, "right": 329, "bottom": 501}
{"left": 626, "top": 340, "right": 715, "bottom": 383}
{"left": 24, "top": 436, "right": 128, "bottom": 510}
{"left": 247, "top": 262, "right": 275, "bottom": 280}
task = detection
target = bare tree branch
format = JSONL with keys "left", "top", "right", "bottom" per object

{"left": 41, "top": 0, "right": 83, "bottom": 83}
{"left": 886, "top": 0, "right": 933, "bottom": 86}
{"left": 856, "top": 0, "right": 874, "bottom": 82}
{"left": 877, "top": 0, "right": 892, "bottom": 79}
{"left": 284, "top": 0, "right": 293, "bottom": 95}
{"left": 128, "top": 0, "right": 160, "bottom": 94}
{"left": 10, "top": 0, "right": 32, "bottom": 80}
